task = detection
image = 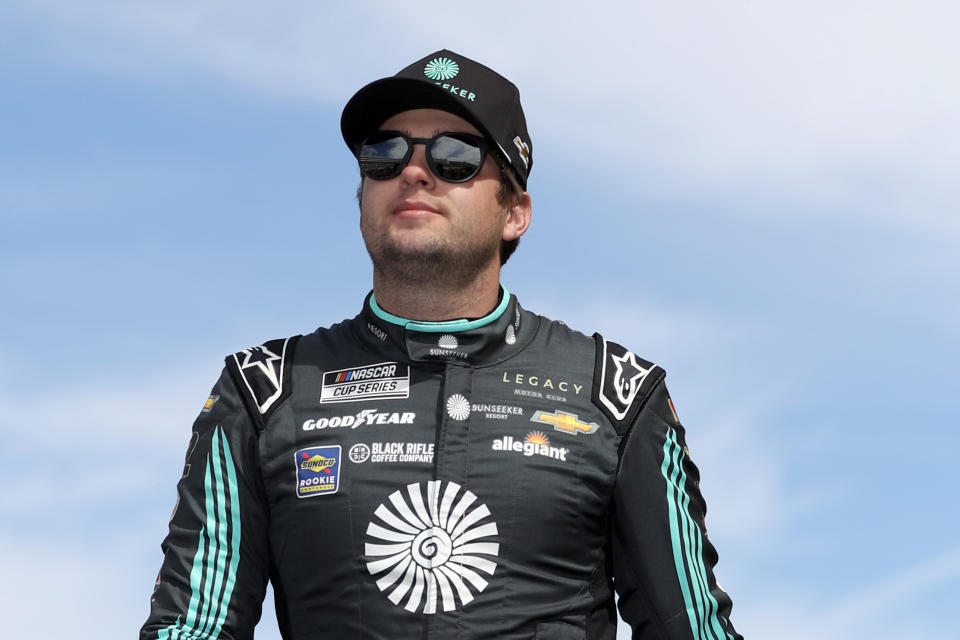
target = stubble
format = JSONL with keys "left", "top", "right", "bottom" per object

{"left": 360, "top": 209, "right": 502, "bottom": 291}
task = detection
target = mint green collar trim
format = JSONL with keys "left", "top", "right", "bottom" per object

{"left": 370, "top": 286, "right": 511, "bottom": 333}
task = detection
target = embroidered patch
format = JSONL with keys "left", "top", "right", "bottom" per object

{"left": 231, "top": 338, "right": 291, "bottom": 415}
{"left": 320, "top": 362, "right": 410, "bottom": 404}
{"left": 201, "top": 395, "right": 219, "bottom": 413}
{"left": 295, "top": 445, "right": 341, "bottom": 498}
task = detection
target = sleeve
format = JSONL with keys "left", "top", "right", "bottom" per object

{"left": 140, "top": 366, "right": 271, "bottom": 640}
{"left": 611, "top": 380, "right": 743, "bottom": 640}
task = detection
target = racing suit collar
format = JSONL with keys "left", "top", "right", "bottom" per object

{"left": 357, "top": 286, "right": 533, "bottom": 366}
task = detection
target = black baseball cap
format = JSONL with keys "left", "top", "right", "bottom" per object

{"left": 341, "top": 49, "right": 532, "bottom": 188}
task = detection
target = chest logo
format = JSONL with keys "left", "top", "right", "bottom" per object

{"left": 365, "top": 481, "right": 499, "bottom": 614}
{"left": 530, "top": 410, "right": 599, "bottom": 436}
{"left": 320, "top": 362, "right": 410, "bottom": 404}
{"left": 446, "top": 394, "right": 471, "bottom": 421}
{"left": 294, "top": 445, "right": 341, "bottom": 498}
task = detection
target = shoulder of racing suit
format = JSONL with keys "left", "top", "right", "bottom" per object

{"left": 225, "top": 335, "right": 302, "bottom": 429}
{"left": 590, "top": 333, "right": 666, "bottom": 437}
{"left": 522, "top": 311, "right": 666, "bottom": 438}
{"left": 220, "top": 316, "right": 665, "bottom": 441}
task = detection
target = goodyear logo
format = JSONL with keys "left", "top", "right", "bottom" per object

{"left": 295, "top": 445, "right": 341, "bottom": 498}
{"left": 320, "top": 362, "right": 410, "bottom": 404}
{"left": 530, "top": 409, "right": 599, "bottom": 436}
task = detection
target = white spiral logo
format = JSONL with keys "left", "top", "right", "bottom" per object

{"left": 365, "top": 481, "right": 499, "bottom": 614}
{"left": 424, "top": 57, "right": 460, "bottom": 81}
{"left": 446, "top": 394, "right": 471, "bottom": 421}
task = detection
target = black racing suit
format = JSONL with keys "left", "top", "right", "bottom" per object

{"left": 141, "top": 289, "right": 742, "bottom": 640}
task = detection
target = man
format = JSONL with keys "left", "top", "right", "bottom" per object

{"left": 141, "top": 49, "right": 743, "bottom": 640}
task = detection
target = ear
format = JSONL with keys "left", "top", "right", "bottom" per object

{"left": 502, "top": 191, "right": 532, "bottom": 242}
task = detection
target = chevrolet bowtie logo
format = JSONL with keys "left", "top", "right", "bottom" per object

{"left": 530, "top": 410, "right": 599, "bottom": 436}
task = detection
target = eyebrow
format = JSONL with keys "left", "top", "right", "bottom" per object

{"left": 377, "top": 128, "right": 477, "bottom": 138}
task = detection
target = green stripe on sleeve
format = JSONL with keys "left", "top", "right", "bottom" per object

{"left": 156, "top": 426, "right": 241, "bottom": 640}
{"left": 211, "top": 428, "right": 242, "bottom": 636}
{"left": 661, "top": 430, "right": 703, "bottom": 638}
{"left": 672, "top": 430, "right": 720, "bottom": 640}
{"left": 663, "top": 427, "right": 731, "bottom": 640}
{"left": 204, "top": 429, "right": 229, "bottom": 637}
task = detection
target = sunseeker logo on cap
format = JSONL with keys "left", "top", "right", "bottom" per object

{"left": 423, "top": 56, "right": 476, "bottom": 102}
{"left": 424, "top": 57, "right": 460, "bottom": 80}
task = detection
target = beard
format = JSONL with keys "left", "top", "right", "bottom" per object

{"left": 360, "top": 212, "right": 502, "bottom": 290}
{"left": 361, "top": 225, "right": 500, "bottom": 288}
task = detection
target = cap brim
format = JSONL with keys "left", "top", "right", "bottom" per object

{"left": 341, "top": 78, "right": 492, "bottom": 154}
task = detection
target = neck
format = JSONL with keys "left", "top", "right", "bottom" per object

{"left": 371, "top": 264, "right": 502, "bottom": 321}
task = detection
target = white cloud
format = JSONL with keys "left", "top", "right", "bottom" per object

{"left": 520, "top": 293, "right": 731, "bottom": 365}
{"left": 0, "top": 526, "right": 161, "bottom": 638}
{"left": 11, "top": 1, "right": 959, "bottom": 236}
{"left": 0, "top": 463, "right": 163, "bottom": 514}
{"left": 0, "top": 354, "right": 222, "bottom": 449}
{"left": 822, "top": 545, "right": 960, "bottom": 633}
{"left": 9, "top": 1, "right": 384, "bottom": 103}
{"left": 386, "top": 2, "right": 960, "bottom": 235}
{"left": 734, "top": 545, "right": 960, "bottom": 639}
{"left": 0, "top": 354, "right": 237, "bottom": 638}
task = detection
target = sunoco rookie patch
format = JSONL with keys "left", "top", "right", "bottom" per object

{"left": 295, "top": 445, "right": 341, "bottom": 498}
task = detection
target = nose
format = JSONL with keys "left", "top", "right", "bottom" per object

{"left": 398, "top": 144, "right": 435, "bottom": 188}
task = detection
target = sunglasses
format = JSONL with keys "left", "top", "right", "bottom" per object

{"left": 357, "top": 130, "right": 490, "bottom": 183}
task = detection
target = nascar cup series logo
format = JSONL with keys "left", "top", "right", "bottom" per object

{"left": 424, "top": 57, "right": 459, "bottom": 81}
{"left": 320, "top": 362, "right": 410, "bottom": 404}
{"left": 365, "top": 481, "right": 499, "bottom": 614}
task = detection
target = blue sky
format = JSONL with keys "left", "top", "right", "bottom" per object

{"left": 2, "top": 2, "right": 958, "bottom": 638}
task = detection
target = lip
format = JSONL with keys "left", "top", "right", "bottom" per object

{"left": 393, "top": 201, "right": 442, "bottom": 218}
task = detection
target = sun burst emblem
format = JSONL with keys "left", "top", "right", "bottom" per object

{"left": 446, "top": 394, "right": 471, "bottom": 421}
{"left": 438, "top": 334, "right": 459, "bottom": 349}
{"left": 424, "top": 57, "right": 460, "bottom": 81}
{"left": 365, "top": 481, "right": 499, "bottom": 614}
{"left": 504, "top": 325, "right": 516, "bottom": 345}
{"left": 525, "top": 431, "right": 550, "bottom": 445}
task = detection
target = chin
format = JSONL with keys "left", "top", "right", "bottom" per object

{"left": 386, "top": 230, "right": 448, "bottom": 254}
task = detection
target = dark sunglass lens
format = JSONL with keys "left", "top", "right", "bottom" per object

{"left": 358, "top": 134, "right": 409, "bottom": 180}
{"left": 430, "top": 135, "right": 483, "bottom": 182}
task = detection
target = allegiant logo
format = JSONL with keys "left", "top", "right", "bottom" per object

{"left": 491, "top": 434, "right": 568, "bottom": 462}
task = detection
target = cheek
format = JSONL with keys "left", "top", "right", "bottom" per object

{"left": 359, "top": 181, "right": 391, "bottom": 217}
